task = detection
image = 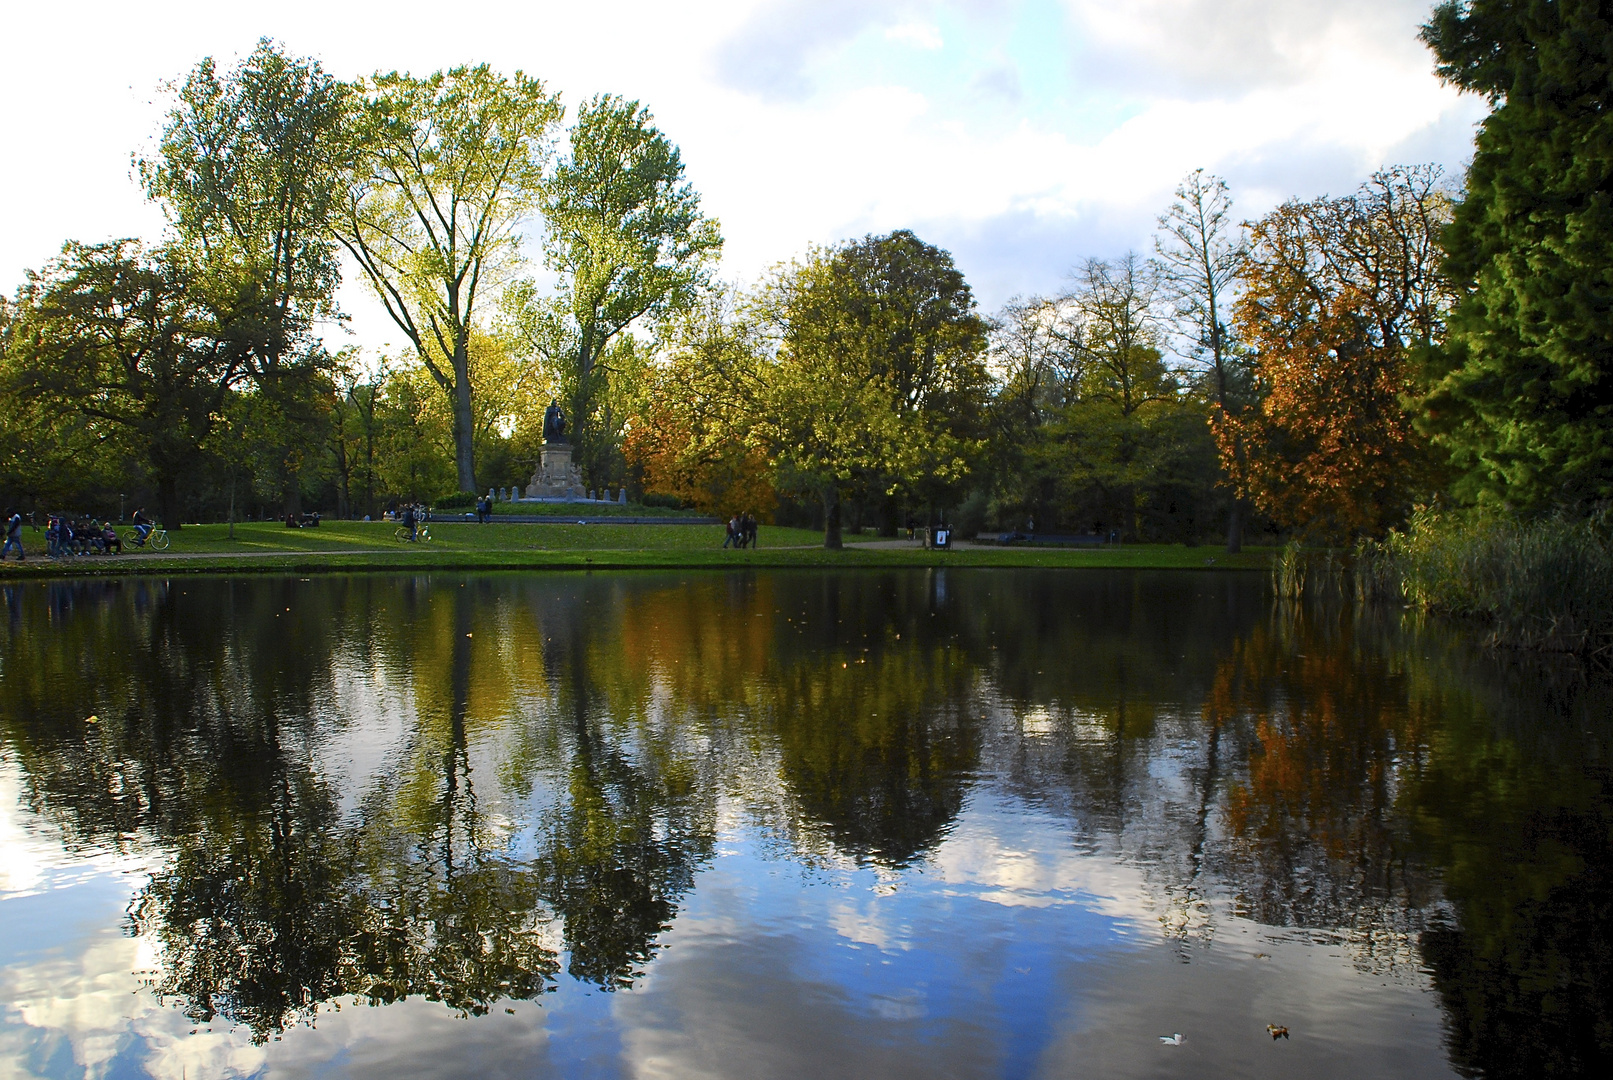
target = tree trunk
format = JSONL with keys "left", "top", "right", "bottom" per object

{"left": 822, "top": 485, "right": 843, "bottom": 550}
{"left": 157, "top": 474, "right": 181, "bottom": 531}
{"left": 452, "top": 366, "right": 477, "bottom": 494}
{"left": 879, "top": 493, "right": 899, "bottom": 537}
{"left": 1226, "top": 500, "right": 1245, "bottom": 555}
{"left": 282, "top": 474, "right": 303, "bottom": 519}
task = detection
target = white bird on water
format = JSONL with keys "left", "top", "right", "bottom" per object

{"left": 1159, "top": 1033, "right": 1184, "bottom": 1045}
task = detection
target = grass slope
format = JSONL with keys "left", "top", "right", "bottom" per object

{"left": 0, "top": 521, "right": 1274, "bottom": 577}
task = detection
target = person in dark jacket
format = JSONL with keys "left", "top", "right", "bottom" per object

{"left": 2, "top": 511, "right": 23, "bottom": 561}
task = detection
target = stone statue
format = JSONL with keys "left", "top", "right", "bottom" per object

{"left": 543, "top": 401, "right": 568, "bottom": 444}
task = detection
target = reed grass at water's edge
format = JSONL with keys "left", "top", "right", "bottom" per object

{"left": 1276, "top": 509, "right": 1613, "bottom": 660}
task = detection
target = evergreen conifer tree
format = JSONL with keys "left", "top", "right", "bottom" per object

{"left": 1420, "top": 0, "right": 1613, "bottom": 511}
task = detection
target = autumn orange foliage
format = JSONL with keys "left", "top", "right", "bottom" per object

{"left": 625, "top": 377, "right": 775, "bottom": 520}
{"left": 1217, "top": 168, "right": 1453, "bottom": 540}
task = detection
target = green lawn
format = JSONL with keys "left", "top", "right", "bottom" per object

{"left": 0, "top": 520, "right": 1275, "bottom": 577}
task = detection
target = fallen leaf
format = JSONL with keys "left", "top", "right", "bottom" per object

{"left": 1267, "top": 1025, "right": 1290, "bottom": 1040}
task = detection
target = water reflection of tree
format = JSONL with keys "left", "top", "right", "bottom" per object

{"left": 5, "top": 572, "right": 1613, "bottom": 1074}
{"left": 1206, "top": 613, "right": 1442, "bottom": 949}
{"left": 1395, "top": 649, "right": 1613, "bottom": 1079}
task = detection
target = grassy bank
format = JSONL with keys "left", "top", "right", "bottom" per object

{"left": 0, "top": 521, "right": 1274, "bottom": 577}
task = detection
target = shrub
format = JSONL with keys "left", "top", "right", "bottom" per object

{"left": 1371, "top": 508, "right": 1613, "bottom": 658}
{"left": 435, "top": 491, "right": 477, "bottom": 510}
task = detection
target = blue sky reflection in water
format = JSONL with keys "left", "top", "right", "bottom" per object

{"left": 0, "top": 570, "right": 1609, "bottom": 1078}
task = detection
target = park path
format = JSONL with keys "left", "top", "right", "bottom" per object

{"left": 846, "top": 538, "right": 989, "bottom": 550}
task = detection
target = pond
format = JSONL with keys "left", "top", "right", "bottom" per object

{"left": 0, "top": 570, "right": 1609, "bottom": 1079}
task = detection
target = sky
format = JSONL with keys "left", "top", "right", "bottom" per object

{"left": 1, "top": 0, "right": 1484, "bottom": 352}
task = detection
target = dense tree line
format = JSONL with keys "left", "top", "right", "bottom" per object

{"left": 5, "top": 6, "right": 1611, "bottom": 547}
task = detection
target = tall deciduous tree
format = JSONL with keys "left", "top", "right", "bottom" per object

{"left": 1036, "top": 255, "right": 1188, "bottom": 539}
{"left": 140, "top": 39, "right": 354, "bottom": 515}
{"left": 1153, "top": 170, "right": 1253, "bottom": 551}
{"left": 1224, "top": 167, "right": 1455, "bottom": 540}
{"left": 624, "top": 294, "right": 776, "bottom": 517}
{"left": 747, "top": 235, "right": 985, "bottom": 548}
{"left": 2, "top": 241, "right": 250, "bottom": 527}
{"left": 1420, "top": 1, "right": 1613, "bottom": 512}
{"left": 514, "top": 95, "right": 721, "bottom": 487}
{"left": 814, "top": 231, "right": 990, "bottom": 532}
{"left": 337, "top": 65, "right": 562, "bottom": 495}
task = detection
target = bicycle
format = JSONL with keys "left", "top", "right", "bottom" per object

{"left": 125, "top": 527, "right": 170, "bottom": 551}
{"left": 394, "top": 523, "right": 430, "bottom": 543}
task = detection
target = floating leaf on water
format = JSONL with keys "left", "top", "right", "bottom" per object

{"left": 85, "top": 715, "right": 98, "bottom": 723}
{"left": 1160, "top": 1033, "right": 1184, "bottom": 1045}
{"left": 1267, "top": 1024, "right": 1290, "bottom": 1040}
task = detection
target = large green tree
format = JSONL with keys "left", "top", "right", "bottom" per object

{"left": 513, "top": 95, "right": 721, "bottom": 487}
{"left": 818, "top": 230, "right": 990, "bottom": 533}
{"left": 1, "top": 241, "right": 249, "bottom": 527}
{"left": 748, "top": 233, "right": 986, "bottom": 548}
{"left": 1420, "top": 0, "right": 1613, "bottom": 511}
{"left": 1039, "top": 255, "right": 1196, "bottom": 539}
{"left": 338, "top": 65, "right": 562, "bottom": 495}
{"left": 140, "top": 39, "right": 353, "bottom": 515}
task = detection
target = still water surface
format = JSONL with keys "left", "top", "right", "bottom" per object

{"left": 0, "top": 570, "right": 1609, "bottom": 1079}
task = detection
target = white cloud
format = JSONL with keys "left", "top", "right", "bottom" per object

{"left": 885, "top": 22, "right": 946, "bottom": 50}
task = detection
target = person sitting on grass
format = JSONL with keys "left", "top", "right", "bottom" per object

{"left": 131, "top": 507, "right": 152, "bottom": 546}
{"left": 2, "top": 510, "right": 23, "bottom": 562}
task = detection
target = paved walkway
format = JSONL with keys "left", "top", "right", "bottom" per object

{"left": 847, "top": 539, "right": 990, "bottom": 550}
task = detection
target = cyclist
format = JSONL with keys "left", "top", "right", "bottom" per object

{"left": 131, "top": 507, "right": 153, "bottom": 547}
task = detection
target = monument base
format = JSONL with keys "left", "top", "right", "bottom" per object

{"left": 527, "top": 442, "right": 586, "bottom": 499}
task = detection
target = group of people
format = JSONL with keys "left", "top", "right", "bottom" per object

{"left": 387, "top": 501, "right": 430, "bottom": 540}
{"left": 723, "top": 513, "right": 759, "bottom": 549}
{"left": 1, "top": 508, "right": 154, "bottom": 560}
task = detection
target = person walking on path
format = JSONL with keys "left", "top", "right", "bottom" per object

{"left": 2, "top": 511, "right": 24, "bottom": 561}
{"left": 723, "top": 515, "right": 739, "bottom": 549}
{"left": 743, "top": 513, "right": 758, "bottom": 549}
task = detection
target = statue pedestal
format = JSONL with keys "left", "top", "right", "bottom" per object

{"left": 527, "top": 442, "right": 585, "bottom": 498}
